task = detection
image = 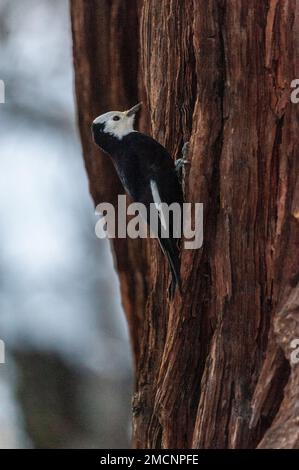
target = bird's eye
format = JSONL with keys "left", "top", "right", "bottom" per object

{"left": 113, "top": 115, "right": 120, "bottom": 121}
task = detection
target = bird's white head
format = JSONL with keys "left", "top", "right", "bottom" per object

{"left": 92, "top": 103, "right": 142, "bottom": 140}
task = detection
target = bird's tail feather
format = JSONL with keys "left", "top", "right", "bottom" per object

{"left": 158, "top": 237, "right": 181, "bottom": 300}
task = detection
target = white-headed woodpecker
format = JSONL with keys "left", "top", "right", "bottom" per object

{"left": 91, "top": 103, "right": 184, "bottom": 298}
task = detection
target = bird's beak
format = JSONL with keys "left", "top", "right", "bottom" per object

{"left": 126, "top": 102, "right": 142, "bottom": 117}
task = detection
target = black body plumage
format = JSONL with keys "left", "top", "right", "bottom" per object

{"left": 92, "top": 107, "right": 184, "bottom": 297}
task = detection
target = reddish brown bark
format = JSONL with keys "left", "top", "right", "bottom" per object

{"left": 71, "top": 0, "right": 299, "bottom": 449}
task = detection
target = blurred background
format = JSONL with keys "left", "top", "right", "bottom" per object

{"left": 0, "top": 0, "right": 133, "bottom": 448}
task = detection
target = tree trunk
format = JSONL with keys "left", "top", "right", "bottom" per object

{"left": 70, "top": 0, "right": 299, "bottom": 449}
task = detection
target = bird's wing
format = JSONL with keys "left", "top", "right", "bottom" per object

{"left": 125, "top": 132, "right": 184, "bottom": 204}
{"left": 124, "top": 132, "right": 183, "bottom": 296}
{"left": 124, "top": 132, "right": 184, "bottom": 235}
{"left": 140, "top": 136, "right": 183, "bottom": 296}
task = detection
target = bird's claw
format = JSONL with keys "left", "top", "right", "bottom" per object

{"left": 175, "top": 142, "right": 190, "bottom": 175}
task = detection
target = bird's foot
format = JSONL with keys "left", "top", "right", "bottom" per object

{"left": 175, "top": 142, "right": 190, "bottom": 175}
{"left": 175, "top": 157, "right": 190, "bottom": 172}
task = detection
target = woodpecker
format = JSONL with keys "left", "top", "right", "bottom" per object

{"left": 91, "top": 103, "right": 185, "bottom": 298}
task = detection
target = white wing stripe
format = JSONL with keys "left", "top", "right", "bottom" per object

{"left": 150, "top": 179, "right": 167, "bottom": 230}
